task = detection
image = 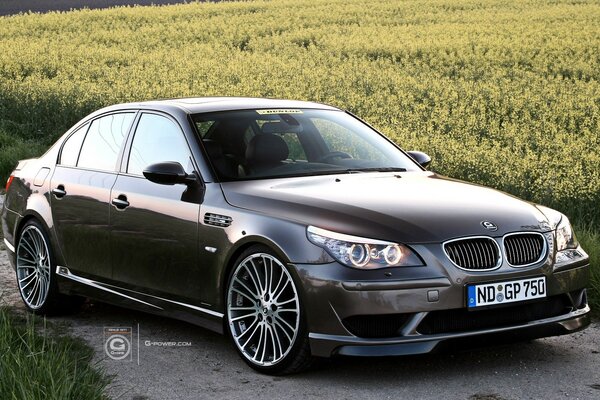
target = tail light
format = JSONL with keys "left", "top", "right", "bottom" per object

{"left": 5, "top": 175, "right": 14, "bottom": 191}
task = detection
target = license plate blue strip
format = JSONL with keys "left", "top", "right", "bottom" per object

{"left": 467, "top": 285, "right": 477, "bottom": 308}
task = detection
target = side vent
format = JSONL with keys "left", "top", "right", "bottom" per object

{"left": 204, "top": 213, "right": 233, "bottom": 227}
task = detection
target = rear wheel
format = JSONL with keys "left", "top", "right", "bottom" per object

{"left": 226, "top": 246, "right": 313, "bottom": 374}
{"left": 16, "top": 219, "right": 82, "bottom": 314}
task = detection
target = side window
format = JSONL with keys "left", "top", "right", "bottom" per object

{"left": 59, "top": 123, "right": 89, "bottom": 166}
{"left": 127, "top": 113, "right": 194, "bottom": 176}
{"left": 78, "top": 113, "right": 134, "bottom": 171}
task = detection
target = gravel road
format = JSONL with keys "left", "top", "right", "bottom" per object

{"left": 0, "top": 0, "right": 202, "bottom": 16}
{"left": 1, "top": 227, "right": 599, "bottom": 400}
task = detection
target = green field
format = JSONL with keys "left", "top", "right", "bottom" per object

{"left": 0, "top": 0, "right": 598, "bottom": 307}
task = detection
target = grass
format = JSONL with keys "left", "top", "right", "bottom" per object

{"left": 0, "top": 306, "right": 110, "bottom": 399}
{"left": 0, "top": 2, "right": 597, "bottom": 302}
{"left": 577, "top": 228, "right": 600, "bottom": 313}
{"left": 0, "top": 0, "right": 598, "bottom": 222}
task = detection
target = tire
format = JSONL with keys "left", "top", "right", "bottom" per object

{"left": 15, "top": 219, "right": 83, "bottom": 315}
{"left": 225, "top": 245, "right": 313, "bottom": 375}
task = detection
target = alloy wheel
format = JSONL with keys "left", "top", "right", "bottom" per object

{"left": 227, "top": 253, "right": 300, "bottom": 367}
{"left": 16, "top": 225, "right": 52, "bottom": 310}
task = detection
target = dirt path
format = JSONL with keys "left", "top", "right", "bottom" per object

{"left": 1, "top": 235, "right": 599, "bottom": 399}
{"left": 0, "top": 0, "right": 206, "bottom": 16}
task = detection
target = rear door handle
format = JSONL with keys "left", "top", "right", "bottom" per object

{"left": 52, "top": 185, "right": 67, "bottom": 198}
{"left": 112, "top": 195, "right": 129, "bottom": 210}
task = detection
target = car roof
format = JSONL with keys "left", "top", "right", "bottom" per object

{"left": 98, "top": 97, "right": 341, "bottom": 115}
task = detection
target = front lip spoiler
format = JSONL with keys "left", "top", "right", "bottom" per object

{"left": 308, "top": 305, "right": 591, "bottom": 357}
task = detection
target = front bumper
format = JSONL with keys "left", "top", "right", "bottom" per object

{"left": 292, "top": 243, "right": 590, "bottom": 358}
{"left": 309, "top": 304, "right": 590, "bottom": 357}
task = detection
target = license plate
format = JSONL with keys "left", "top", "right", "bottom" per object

{"left": 467, "top": 277, "right": 546, "bottom": 308}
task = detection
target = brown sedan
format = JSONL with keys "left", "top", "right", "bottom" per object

{"left": 1, "top": 98, "right": 590, "bottom": 374}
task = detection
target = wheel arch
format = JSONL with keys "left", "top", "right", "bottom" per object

{"left": 220, "top": 235, "right": 292, "bottom": 303}
{"left": 215, "top": 218, "right": 328, "bottom": 313}
{"left": 15, "top": 195, "right": 64, "bottom": 267}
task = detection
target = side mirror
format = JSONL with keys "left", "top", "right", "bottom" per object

{"left": 143, "top": 162, "right": 197, "bottom": 185}
{"left": 406, "top": 151, "right": 431, "bottom": 168}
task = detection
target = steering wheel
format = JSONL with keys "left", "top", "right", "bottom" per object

{"left": 317, "top": 151, "right": 353, "bottom": 163}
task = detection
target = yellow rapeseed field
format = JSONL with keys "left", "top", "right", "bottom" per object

{"left": 0, "top": 0, "right": 598, "bottom": 304}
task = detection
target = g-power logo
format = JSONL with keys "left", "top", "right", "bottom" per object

{"left": 481, "top": 221, "right": 498, "bottom": 232}
{"left": 104, "top": 327, "right": 132, "bottom": 361}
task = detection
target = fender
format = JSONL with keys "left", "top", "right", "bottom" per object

{"left": 213, "top": 217, "right": 332, "bottom": 312}
{"left": 16, "top": 191, "right": 67, "bottom": 267}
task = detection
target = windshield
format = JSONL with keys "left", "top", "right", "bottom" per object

{"left": 192, "top": 109, "right": 420, "bottom": 181}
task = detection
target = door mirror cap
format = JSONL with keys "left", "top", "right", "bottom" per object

{"left": 406, "top": 151, "right": 432, "bottom": 168}
{"left": 143, "top": 162, "right": 197, "bottom": 185}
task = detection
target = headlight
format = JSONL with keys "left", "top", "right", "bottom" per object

{"left": 537, "top": 205, "right": 582, "bottom": 264}
{"left": 537, "top": 205, "right": 578, "bottom": 251}
{"left": 307, "top": 226, "right": 424, "bottom": 269}
{"left": 556, "top": 214, "right": 578, "bottom": 252}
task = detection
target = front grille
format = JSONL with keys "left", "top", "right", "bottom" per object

{"left": 417, "top": 295, "right": 571, "bottom": 335}
{"left": 342, "top": 313, "right": 411, "bottom": 338}
{"left": 504, "top": 233, "right": 546, "bottom": 266}
{"left": 203, "top": 213, "right": 233, "bottom": 227}
{"left": 444, "top": 237, "right": 500, "bottom": 270}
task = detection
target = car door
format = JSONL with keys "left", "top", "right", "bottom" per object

{"left": 109, "top": 112, "right": 202, "bottom": 302}
{"left": 51, "top": 112, "right": 135, "bottom": 280}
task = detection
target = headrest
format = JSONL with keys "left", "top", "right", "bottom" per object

{"left": 202, "top": 139, "right": 224, "bottom": 159}
{"left": 211, "top": 120, "right": 249, "bottom": 156}
{"left": 246, "top": 134, "right": 289, "bottom": 165}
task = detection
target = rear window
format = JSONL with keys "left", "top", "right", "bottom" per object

{"left": 77, "top": 113, "right": 135, "bottom": 171}
{"left": 59, "top": 123, "right": 89, "bottom": 166}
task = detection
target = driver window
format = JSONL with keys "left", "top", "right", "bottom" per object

{"left": 128, "top": 114, "right": 194, "bottom": 176}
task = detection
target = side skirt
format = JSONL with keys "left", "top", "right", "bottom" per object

{"left": 56, "top": 266, "right": 224, "bottom": 334}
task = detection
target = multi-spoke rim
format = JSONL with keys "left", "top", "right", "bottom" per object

{"left": 16, "top": 225, "right": 51, "bottom": 310}
{"left": 227, "top": 253, "right": 300, "bottom": 367}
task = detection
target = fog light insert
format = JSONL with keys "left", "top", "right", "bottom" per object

{"left": 342, "top": 313, "right": 412, "bottom": 338}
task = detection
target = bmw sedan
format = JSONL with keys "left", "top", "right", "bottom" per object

{"left": 1, "top": 97, "right": 590, "bottom": 374}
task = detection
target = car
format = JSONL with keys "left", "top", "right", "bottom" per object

{"left": 1, "top": 97, "right": 590, "bottom": 374}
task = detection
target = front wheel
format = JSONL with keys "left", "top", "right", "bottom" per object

{"left": 226, "top": 246, "right": 312, "bottom": 374}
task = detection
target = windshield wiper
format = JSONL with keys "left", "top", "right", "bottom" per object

{"left": 343, "top": 167, "right": 407, "bottom": 173}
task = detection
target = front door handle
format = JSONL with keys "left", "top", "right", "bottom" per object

{"left": 112, "top": 195, "right": 129, "bottom": 210}
{"left": 52, "top": 185, "right": 67, "bottom": 198}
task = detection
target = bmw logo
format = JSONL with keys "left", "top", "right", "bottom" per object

{"left": 481, "top": 221, "right": 498, "bottom": 231}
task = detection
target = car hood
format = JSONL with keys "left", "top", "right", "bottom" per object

{"left": 220, "top": 172, "right": 551, "bottom": 243}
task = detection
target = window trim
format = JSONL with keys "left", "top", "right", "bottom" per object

{"left": 56, "top": 110, "right": 139, "bottom": 174}
{"left": 57, "top": 121, "right": 90, "bottom": 166}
